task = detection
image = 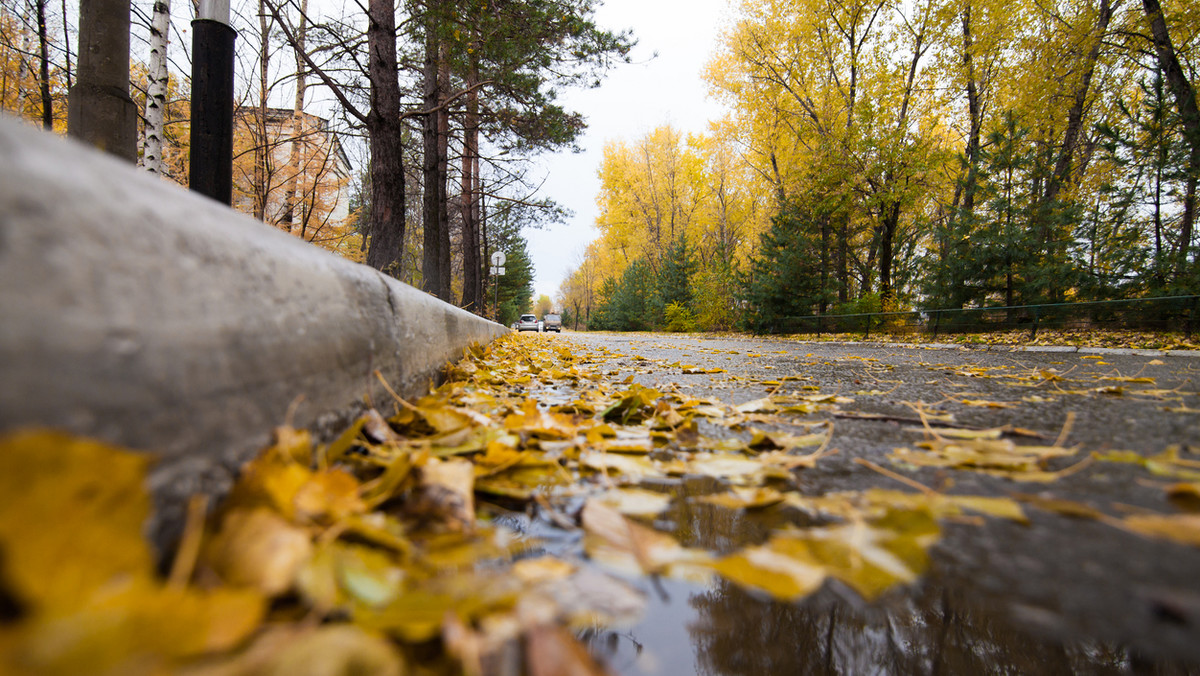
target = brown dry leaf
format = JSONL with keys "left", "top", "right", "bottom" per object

{"left": 525, "top": 625, "right": 611, "bottom": 676}
{"left": 180, "top": 625, "right": 404, "bottom": 676}
{"left": 581, "top": 500, "right": 711, "bottom": 578}
{"left": 412, "top": 458, "right": 477, "bottom": 531}
{"left": 1167, "top": 482, "right": 1200, "bottom": 511}
{"left": 204, "top": 508, "right": 313, "bottom": 595}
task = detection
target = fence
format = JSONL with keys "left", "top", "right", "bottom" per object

{"left": 775, "top": 295, "right": 1200, "bottom": 340}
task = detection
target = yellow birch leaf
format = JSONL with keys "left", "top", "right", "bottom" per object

{"left": 0, "top": 430, "right": 154, "bottom": 612}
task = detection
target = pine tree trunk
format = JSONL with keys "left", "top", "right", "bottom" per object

{"left": 144, "top": 0, "right": 170, "bottom": 174}
{"left": 460, "top": 70, "right": 481, "bottom": 313}
{"left": 36, "top": 0, "right": 52, "bottom": 129}
{"left": 421, "top": 6, "right": 450, "bottom": 300}
{"left": 363, "top": 0, "right": 406, "bottom": 276}
{"left": 437, "top": 55, "right": 452, "bottom": 301}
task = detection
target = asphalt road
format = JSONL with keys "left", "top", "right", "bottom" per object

{"left": 560, "top": 332, "right": 1200, "bottom": 675}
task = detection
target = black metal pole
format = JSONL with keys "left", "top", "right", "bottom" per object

{"left": 189, "top": 4, "right": 236, "bottom": 205}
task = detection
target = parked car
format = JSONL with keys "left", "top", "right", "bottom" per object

{"left": 542, "top": 313, "right": 562, "bottom": 333}
{"left": 515, "top": 314, "right": 541, "bottom": 332}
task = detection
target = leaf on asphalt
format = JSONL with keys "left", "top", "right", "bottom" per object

{"left": 1166, "top": 482, "right": 1200, "bottom": 511}
{"left": 1121, "top": 513, "right": 1200, "bottom": 547}
{"left": 1094, "top": 447, "right": 1200, "bottom": 481}
{"left": 783, "top": 489, "right": 1027, "bottom": 524}
{"left": 1013, "top": 493, "right": 1106, "bottom": 520}
{"left": 890, "top": 432, "right": 1080, "bottom": 480}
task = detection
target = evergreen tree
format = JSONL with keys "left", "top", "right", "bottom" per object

{"left": 742, "top": 197, "right": 837, "bottom": 333}
{"left": 486, "top": 210, "right": 535, "bottom": 327}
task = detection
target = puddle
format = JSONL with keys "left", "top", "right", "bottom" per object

{"left": 519, "top": 474, "right": 1200, "bottom": 675}
{"left": 584, "top": 575, "right": 1198, "bottom": 676}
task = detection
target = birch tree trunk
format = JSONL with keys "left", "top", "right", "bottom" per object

{"left": 143, "top": 0, "right": 170, "bottom": 174}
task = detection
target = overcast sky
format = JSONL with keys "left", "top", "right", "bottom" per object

{"left": 524, "top": 0, "right": 734, "bottom": 303}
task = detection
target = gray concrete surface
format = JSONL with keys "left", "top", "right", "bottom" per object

{"left": 0, "top": 115, "right": 506, "bottom": 546}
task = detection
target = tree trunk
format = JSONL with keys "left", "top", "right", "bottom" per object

{"left": 421, "top": 5, "right": 451, "bottom": 300}
{"left": 880, "top": 201, "right": 900, "bottom": 301}
{"left": 281, "top": 0, "right": 307, "bottom": 232}
{"left": 36, "top": 0, "right": 52, "bottom": 129}
{"left": 60, "top": 0, "right": 71, "bottom": 90}
{"left": 819, "top": 214, "right": 831, "bottom": 314}
{"left": 437, "top": 56, "right": 452, "bottom": 301}
{"left": 1142, "top": 0, "right": 1200, "bottom": 275}
{"left": 1044, "top": 0, "right": 1113, "bottom": 207}
{"left": 362, "top": 0, "right": 406, "bottom": 276}
{"left": 460, "top": 63, "right": 481, "bottom": 312}
{"left": 253, "top": 0, "right": 271, "bottom": 221}
{"left": 144, "top": 0, "right": 170, "bottom": 174}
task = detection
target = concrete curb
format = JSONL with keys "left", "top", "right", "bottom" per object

{"left": 0, "top": 116, "right": 506, "bottom": 543}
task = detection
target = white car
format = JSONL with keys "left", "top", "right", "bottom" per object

{"left": 515, "top": 314, "right": 541, "bottom": 332}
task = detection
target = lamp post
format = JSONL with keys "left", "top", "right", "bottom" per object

{"left": 189, "top": 0, "right": 236, "bottom": 205}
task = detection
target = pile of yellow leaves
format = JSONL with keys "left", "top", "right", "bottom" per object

{"left": 6, "top": 333, "right": 1193, "bottom": 674}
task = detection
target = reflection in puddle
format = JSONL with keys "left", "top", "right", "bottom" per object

{"left": 571, "top": 475, "right": 1200, "bottom": 675}
{"left": 581, "top": 577, "right": 1198, "bottom": 675}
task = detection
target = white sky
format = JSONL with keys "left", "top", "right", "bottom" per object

{"left": 524, "top": 0, "right": 734, "bottom": 303}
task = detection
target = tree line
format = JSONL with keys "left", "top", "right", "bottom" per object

{"left": 559, "top": 0, "right": 1200, "bottom": 333}
{"left": 0, "top": 0, "right": 631, "bottom": 320}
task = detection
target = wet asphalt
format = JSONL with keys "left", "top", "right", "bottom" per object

{"left": 557, "top": 332, "right": 1200, "bottom": 674}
